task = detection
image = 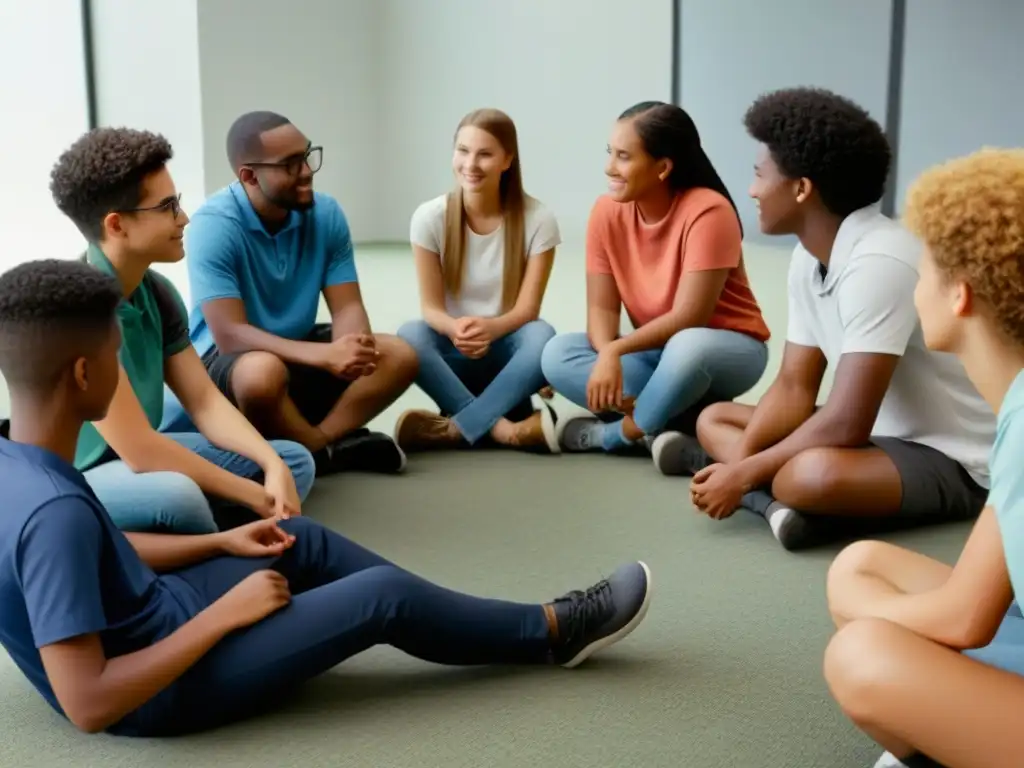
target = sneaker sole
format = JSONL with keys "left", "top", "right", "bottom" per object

{"left": 537, "top": 399, "right": 561, "bottom": 454}
{"left": 560, "top": 560, "right": 653, "bottom": 669}
{"left": 650, "top": 431, "right": 694, "bottom": 476}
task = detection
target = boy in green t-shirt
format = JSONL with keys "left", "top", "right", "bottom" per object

{"left": 824, "top": 148, "right": 1024, "bottom": 767}
{"left": 48, "top": 127, "right": 315, "bottom": 533}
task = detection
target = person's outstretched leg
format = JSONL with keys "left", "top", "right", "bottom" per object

{"left": 557, "top": 328, "right": 766, "bottom": 455}
{"left": 395, "top": 319, "right": 557, "bottom": 451}
{"left": 148, "top": 518, "right": 653, "bottom": 736}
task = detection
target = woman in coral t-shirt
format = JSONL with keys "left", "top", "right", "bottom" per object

{"left": 541, "top": 101, "right": 771, "bottom": 455}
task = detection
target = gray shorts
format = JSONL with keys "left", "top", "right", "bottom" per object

{"left": 871, "top": 436, "right": 987, "bottom": 521}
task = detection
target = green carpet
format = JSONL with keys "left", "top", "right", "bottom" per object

{"left": 0, "top": 244, "right": 972, "bottom": 766}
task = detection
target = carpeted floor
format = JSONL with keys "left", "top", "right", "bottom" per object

{"left": 0, "top": 244, "right": 972, "bottom": 767}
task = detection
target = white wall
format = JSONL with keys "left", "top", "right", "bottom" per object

{"left": 197, "top": 0, "right": 384, "bottom": 241}
{"left": 0, "top": 0, "right": 92, "bottom": 414}
{"left": 380, "top": 0, "right": 673, "bottom": 248}
{"left": 90, "top": 0, "right": 207, "bottom": 301}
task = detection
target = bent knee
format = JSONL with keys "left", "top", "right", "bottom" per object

{"left": 517, "top": 319, "right": 557, "bottom": 348}
{"left": 271, "top": 440, "right": 317, "bottom": 500}
{"left": 147, "top": 472, "right": 216, "bottom": 533}
{"left": 396, "top": 319, "right": 434, "bottom": 348}
{"left": 772, "top": 447, "right": 845, "bottom": 507}
{"left": 540, "top": 332, "right": 589, "bottom": 376}
{"left": 694, "top": 401, "right": 733, "bottom": 445}
{"left": 231, "top": 352, "right": 290, "bottom": 404}
{"left": 375, "top": 334, "right": 419, "bottom": 376}
{"left": 826, "top": 540, "right": 888, "bottom": 608}
{"left": 824, "top": 619, "right": 905, "bottom": 719}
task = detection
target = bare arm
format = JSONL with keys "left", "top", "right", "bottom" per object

{"left": 608, "top": 268, "right": 730, "bottom": 356}
{"left": 125, "top": 530, "right": 227, "bottom": 572}
{"left": 735, "top": 351, "right": 898, "bottom": 487}
{"left": 586, "top": 273, "right": 622, "bottom": 352}
{"left": 841, "top": 507, "right": 1012, "bottom": 649}
{"left": 487, "top": 248, "right": 556, "bottom": 338}
{"left": 202, "top": 297, "right": 325, "bottom": 367}
{"left": 40, "top": 610, "right": 234, "bottom": 733}
{"left": 165, "top": 347, "right": 287, "bottom": 475}
{"left": 411, "top": 244, "right": 457, "bottom": 337}
{"left": 728, "top": 342, "right": 827, "bottom": 461}
{"left": 323, "top": 282, "right": 372, "bottom": 339}
{"left": 92, "top": 366, "right": 267, "bottom": 511}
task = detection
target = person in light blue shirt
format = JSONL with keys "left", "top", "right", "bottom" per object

{"left": 822, "top": 148, "right": 1024, "bottom": 768}
{"left": 185, "top": 111, "right": 418, "bottom": 476}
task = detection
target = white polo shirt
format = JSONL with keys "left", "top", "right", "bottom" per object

{"left": 409, "top": 194, "right": 561, "bottom": 318}
{"left": 786, "top": 205, "right": 995, "bottom": 487}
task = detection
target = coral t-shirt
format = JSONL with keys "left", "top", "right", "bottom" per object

{"left": 585, "top": 188, "right": 770, "bottom": 343}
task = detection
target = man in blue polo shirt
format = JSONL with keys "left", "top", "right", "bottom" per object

{"left": 185, "top": 112, "right": 418, "bottom": 476}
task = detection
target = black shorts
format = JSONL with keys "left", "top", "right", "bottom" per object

{"left": 202, "top": 323, "right": 349, "bottom": 425}
{"left": 872, "top": 436, "right": 987, "bottom": 521}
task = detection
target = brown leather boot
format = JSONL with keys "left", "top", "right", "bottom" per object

{"left": 393, "top": 410, "right": 465, "bottom": 452}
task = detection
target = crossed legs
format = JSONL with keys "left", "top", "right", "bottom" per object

{"left": 824, "top": 540, "right": 1024, "bottom": 767}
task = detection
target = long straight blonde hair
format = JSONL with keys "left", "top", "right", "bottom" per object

{"left": 442, "top": 108, "right": 527, "bottom": 313}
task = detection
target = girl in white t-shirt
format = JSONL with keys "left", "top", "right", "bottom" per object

{"left": 395, "top": 108, "right": 561, "bottom": 453}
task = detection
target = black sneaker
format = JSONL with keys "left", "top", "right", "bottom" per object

{"left": 324, "top": 429, "right": 407, "bottom": 475}
{"left": 550, "top": 561, "right": 652, "bottom": 668}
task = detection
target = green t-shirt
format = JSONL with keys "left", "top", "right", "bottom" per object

{"left": 75, "top": 246, "right": 192, "bottom": 471}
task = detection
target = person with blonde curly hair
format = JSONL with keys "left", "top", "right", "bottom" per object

{"left": 824, "top": 148, "right": 1024, "bottom": 768}
{"left": 655, "top": 87, "right": 996, "bottom": 552}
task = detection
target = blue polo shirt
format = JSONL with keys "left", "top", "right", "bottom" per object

{"left": 185, "top": 182, "right": 359, "bottom": 357}
{"left": 0, "top": 437, "right": 205, "bottom": 735}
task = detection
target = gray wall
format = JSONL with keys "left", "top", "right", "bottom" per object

{"left": 676, "top": 0, "right": 1024, "bottom": 241}
{"left": 895, "top": 0, "right": 1024, "bottom": 210}
{"left": 196, "top": 0, "right": 673, "bottom": 247}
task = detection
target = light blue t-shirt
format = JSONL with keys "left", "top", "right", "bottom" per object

{"left": 991, "top": 369, "right": 1024, "bottom": 595}
{"left": 185, "top": 182, "right": 359, "bottom": 357}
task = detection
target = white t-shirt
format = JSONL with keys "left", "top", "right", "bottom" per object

{"left": 409, "top": 194, "right": 561, "bottom": 318}
{"left": 786, "top": 205, "right": 995, "bottom": 487}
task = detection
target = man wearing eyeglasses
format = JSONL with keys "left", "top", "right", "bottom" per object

{"left": 185, "top": 112, "right": 418, "bottom": 476}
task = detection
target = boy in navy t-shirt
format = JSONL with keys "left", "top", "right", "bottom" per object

{"left": 0, "top": 259, "right": 652, "bottom": 737}
{"left": 823, "top": 149, "right": 1024, "bottom": 767}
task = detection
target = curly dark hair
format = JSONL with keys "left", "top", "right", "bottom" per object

{"left": 49, "top": 127, "right": 173, "bottom": 242}
{"left": 0, "top": 259, "right": 122, "bottom": 388}
{"left": 743, "top": 87, "right": 891, "bottom": 217}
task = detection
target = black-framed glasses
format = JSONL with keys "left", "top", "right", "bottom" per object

{"left": 119, "top": 193, "right": 183, "bottom": 219}
{"left": 246, "top": 145, "right": 323, "bottom": 177}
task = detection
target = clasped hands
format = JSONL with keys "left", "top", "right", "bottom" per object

{"left": 322, "top": 333, "right": 380, "bottom": 380}
{"left": 689, "top": 462, "right": 753, "bottom": 521}
{"left": 451, "top": 317, "right": 495, "bottom": 359}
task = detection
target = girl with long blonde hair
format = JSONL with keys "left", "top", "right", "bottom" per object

{"left": 395, "top": 108, "right": 561, "bottom": 453}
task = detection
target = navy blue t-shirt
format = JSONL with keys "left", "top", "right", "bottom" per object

{"left": 0, "top": 437, "right": 206, "bottom": 732}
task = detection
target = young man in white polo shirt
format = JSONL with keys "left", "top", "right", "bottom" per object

{"left": 651, "top": 86, "right": 995, "bottom": 551}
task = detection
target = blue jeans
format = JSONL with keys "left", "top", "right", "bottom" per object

{"left": 112, "top": 517, "right": 551, "bottom": 737}
{"left": 396, "top": 319, "right": 556, "bottom": 444}
{"left": 540, "top": 328, "right": 769, "bottom": 435}
{"left": 82, "top": 433, "right": 317, "bottom": 534}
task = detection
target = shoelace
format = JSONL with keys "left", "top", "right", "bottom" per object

{"left": 556, "top": 578, "right": 614, "bottom": 644}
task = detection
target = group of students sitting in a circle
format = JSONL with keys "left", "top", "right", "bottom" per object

{"left": 0, "top": 84, "right": 1021, "bottom": 767}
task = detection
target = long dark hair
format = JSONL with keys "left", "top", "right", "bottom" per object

{"left": 619, "top": 101, "right": 742, "bottom": 235}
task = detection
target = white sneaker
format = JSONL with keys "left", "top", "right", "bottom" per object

{"left": 873, "top": 752, "right": 906, "bottom": 768}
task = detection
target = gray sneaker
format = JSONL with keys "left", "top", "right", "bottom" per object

{"left": 650, "top": 431, "right": 710, "bottom": 476}
{"left": 556, "top": 415, "right": 605, "bottom": 452}
{"left": 549, "top": 561, "right": 653, "bottom": 668}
